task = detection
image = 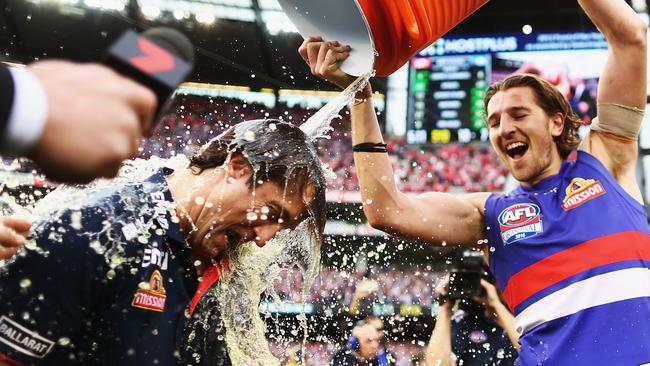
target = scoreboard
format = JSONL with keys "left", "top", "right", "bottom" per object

{"left": 407, "top": 54, "right": 489, "bottom": 144}
{"left": 405, "top": 32, "right": 608, "bottom": 144}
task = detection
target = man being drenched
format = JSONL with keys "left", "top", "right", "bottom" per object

{"left": 0, "top": 119, "right": 326, "bottom": 365}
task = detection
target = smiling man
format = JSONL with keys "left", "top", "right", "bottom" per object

{"left": 301, "top": 0, "right": 650, "bottom": 365}
{"left": 0, "top": 118, "right": 325, "bottom": 365}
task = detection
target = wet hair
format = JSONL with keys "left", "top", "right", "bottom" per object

{"left": 484, "top": 73, "right": 583, "bottom": 159}
{"left": 189, "top": 119, "right": 327, "bottom": 247}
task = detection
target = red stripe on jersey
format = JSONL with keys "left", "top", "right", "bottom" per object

{"left": 188, "top": 256, "right": 230, "bottom": 316}
{"left": 0, "top": 352, "right": 28, "bottom": 366}
{"left": 503, "top": 231, "right": 650, "bottom": 312}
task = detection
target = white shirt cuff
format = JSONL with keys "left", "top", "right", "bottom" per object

{"left": 3, "top": 67, "right": 48, "bottom": 154}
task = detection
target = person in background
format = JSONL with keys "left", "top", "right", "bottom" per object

{"left": 330, "top": 319, "right": 395, "bottom": 366}
{"left": 426, "top": 270, "right": 518, "bottom": 366}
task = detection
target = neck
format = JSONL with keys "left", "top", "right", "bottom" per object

{"left": 166, "top": 167, "right": 218, "bottom": 239}
{"left": 520, "top": 151, "right": 563, "bottom": 188}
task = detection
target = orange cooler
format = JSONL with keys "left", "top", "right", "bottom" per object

{"left": 279, "top": 0, "right": 489, "bottom": 77}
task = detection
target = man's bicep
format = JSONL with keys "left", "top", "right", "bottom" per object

{"left": 598, "top": 47, "right": 647, "bottom": 109}
{"left": 385, "top": 192, "right": 488, "bottom": 247}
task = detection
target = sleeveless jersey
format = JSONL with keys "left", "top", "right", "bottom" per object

{"left": 485, "top": 151, "right": 650, "bottom": 366}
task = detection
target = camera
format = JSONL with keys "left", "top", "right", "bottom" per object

{"left": 446, "top": 249, "right": 483, "bottom": 299}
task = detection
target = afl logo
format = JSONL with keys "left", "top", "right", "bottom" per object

{"left": 498, "top": 203, "right": 543, "bottom": 245}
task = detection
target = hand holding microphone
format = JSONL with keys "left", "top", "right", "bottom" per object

{"left": 0, "top": 28, "right": 194, "bottom": 261}
{"left": 22, "top": 27, "right": 195, "bottom": 183}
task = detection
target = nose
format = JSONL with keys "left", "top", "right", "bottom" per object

{"left": 499, "top": 117, "right": 517, "bottom": 137}
{"left": 253, "top": 223, "right": 282, "bottom": 247}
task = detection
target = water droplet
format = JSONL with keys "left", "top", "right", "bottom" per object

{"left": 246, "top": 212, "right": 258, "bottom": 221}
{"left": 193, "top": 260, "right": 202, "bottom": 267}
{"left": 58, "top": 337, "right": 71, "bottom": 346}
{"left": 138, "top": 281, "right": 151, "bottom": 290}
{"left": 106, "top": 269, "right": 116, "bottom": 280}
{"left": 244, "top": 130, "right": 255, "bottom": 142}
{"left": 268, "top": 123, "right": 277, "bottom": 131}
{"left": 19, "top": 278, "right": 31, "bottom": 289}
{"left": 70, "top": 211, "right": 82, "bottom": 230}
{"left": 489, "top": 246, "right": 496, "bottom": 252}
{"left": 194, "top": 196, "right": 205, "bottom": 205}
{"left": 89, "top": 240, "right": 105, "bottom": 255}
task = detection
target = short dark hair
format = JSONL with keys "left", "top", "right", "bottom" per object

{"left": 484, "top": 74, "right": 583, "bottom": 159}
{"left": 189, "top": 119, "right": 326, "bottom": 246}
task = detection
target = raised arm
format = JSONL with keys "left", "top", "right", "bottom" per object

{"left": 578, "top": 0, "right": 647, "bottom": 202}
{"left": 582, "top": 0, "right": 647, "bottom": 109}
{"left": 299, "top": 38, "right": 487, "bottom": 247}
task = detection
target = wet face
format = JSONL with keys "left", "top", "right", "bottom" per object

{"left": 356, "top": 324, "right": 380, "bottom": 360}
{"left": 487, "top": 87, "right": 564, "bottom": 186}
{"left": 366, "top": 317, "right": 385, "bottom": 341}
{"left": 185, "top": 156, "right": 313, "bottom": 263}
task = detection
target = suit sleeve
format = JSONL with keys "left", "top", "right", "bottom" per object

{"left": 0, "top": 64, "right": 15, "bottom": 141}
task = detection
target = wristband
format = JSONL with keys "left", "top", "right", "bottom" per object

{"left": 352, "top": 142, "right": 388, "bottom": 153}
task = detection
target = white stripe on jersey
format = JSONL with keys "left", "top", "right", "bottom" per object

{"left": 515, "top": 267, "right": 650, "bottom": 335}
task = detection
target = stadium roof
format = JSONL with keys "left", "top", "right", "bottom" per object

{"left": 0, "top": 0, "right": 631, "bottom": 93}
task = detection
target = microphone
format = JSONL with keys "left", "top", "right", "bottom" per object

{"left": 103, "top": 27, "right": 195, "bottom": 117}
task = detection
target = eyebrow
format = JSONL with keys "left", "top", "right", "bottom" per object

{"left": 508, "top": 106, "right": 531, "bottom": 114}
{"left": 487, "top": 105, "right": 532, "bottom": 124}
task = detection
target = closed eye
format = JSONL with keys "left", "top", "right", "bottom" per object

{"left": 513, "top": 114, "right": 527, "bottom": 120}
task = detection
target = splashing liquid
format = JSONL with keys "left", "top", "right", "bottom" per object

{"left": 299, "top": 73, "right": 373, "bottom": 141}
{"left": 211, "top": 221, "right": 319, "bottom": 365}
{"left": 192, "top": 76, "right": 373, "bottom": 363}
{"left": 17, "top": 156, "right": 190, "bottom": 267}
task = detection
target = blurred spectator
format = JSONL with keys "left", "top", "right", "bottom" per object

{"left": 349, "top": 274, "right": 380, "bottom": 317}
{"left": 330, "top": 319, "right": 396, "bottom": 366}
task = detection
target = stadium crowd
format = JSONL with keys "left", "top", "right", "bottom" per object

{"left": 141, "top": 96, "right": 509, "bottom": 194}
{"left": 270, "top": 340, "right": 423, "bottom": 366}
{"left": 271, "top": 266, "right": 443, "bottom": 312}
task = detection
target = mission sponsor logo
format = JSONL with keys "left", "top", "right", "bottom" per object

{"left": 562, "top": 177, "right": 606, "bottom": 211}
{"left": 132, "top": 270, "right": 167, "bottom": 312}
{"left": 498, "top": 203, "right": 543, "bottom": 245}
{"left": 0, "top": 316, "right": 54, "bottom": 358}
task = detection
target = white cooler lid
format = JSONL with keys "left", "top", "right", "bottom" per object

{"left": 278, "top": 0, "right": 375, "bottom": 77}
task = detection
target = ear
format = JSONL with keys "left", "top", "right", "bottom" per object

{"left": 226, "top": 153, "right": 253, "bottom": 181}
{"left": 550, "top": 112, "right": 564, "bottom": 138}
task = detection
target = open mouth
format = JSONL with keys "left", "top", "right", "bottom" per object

{"left": 505, "top": 141, "right": 529, "bottom": 160}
